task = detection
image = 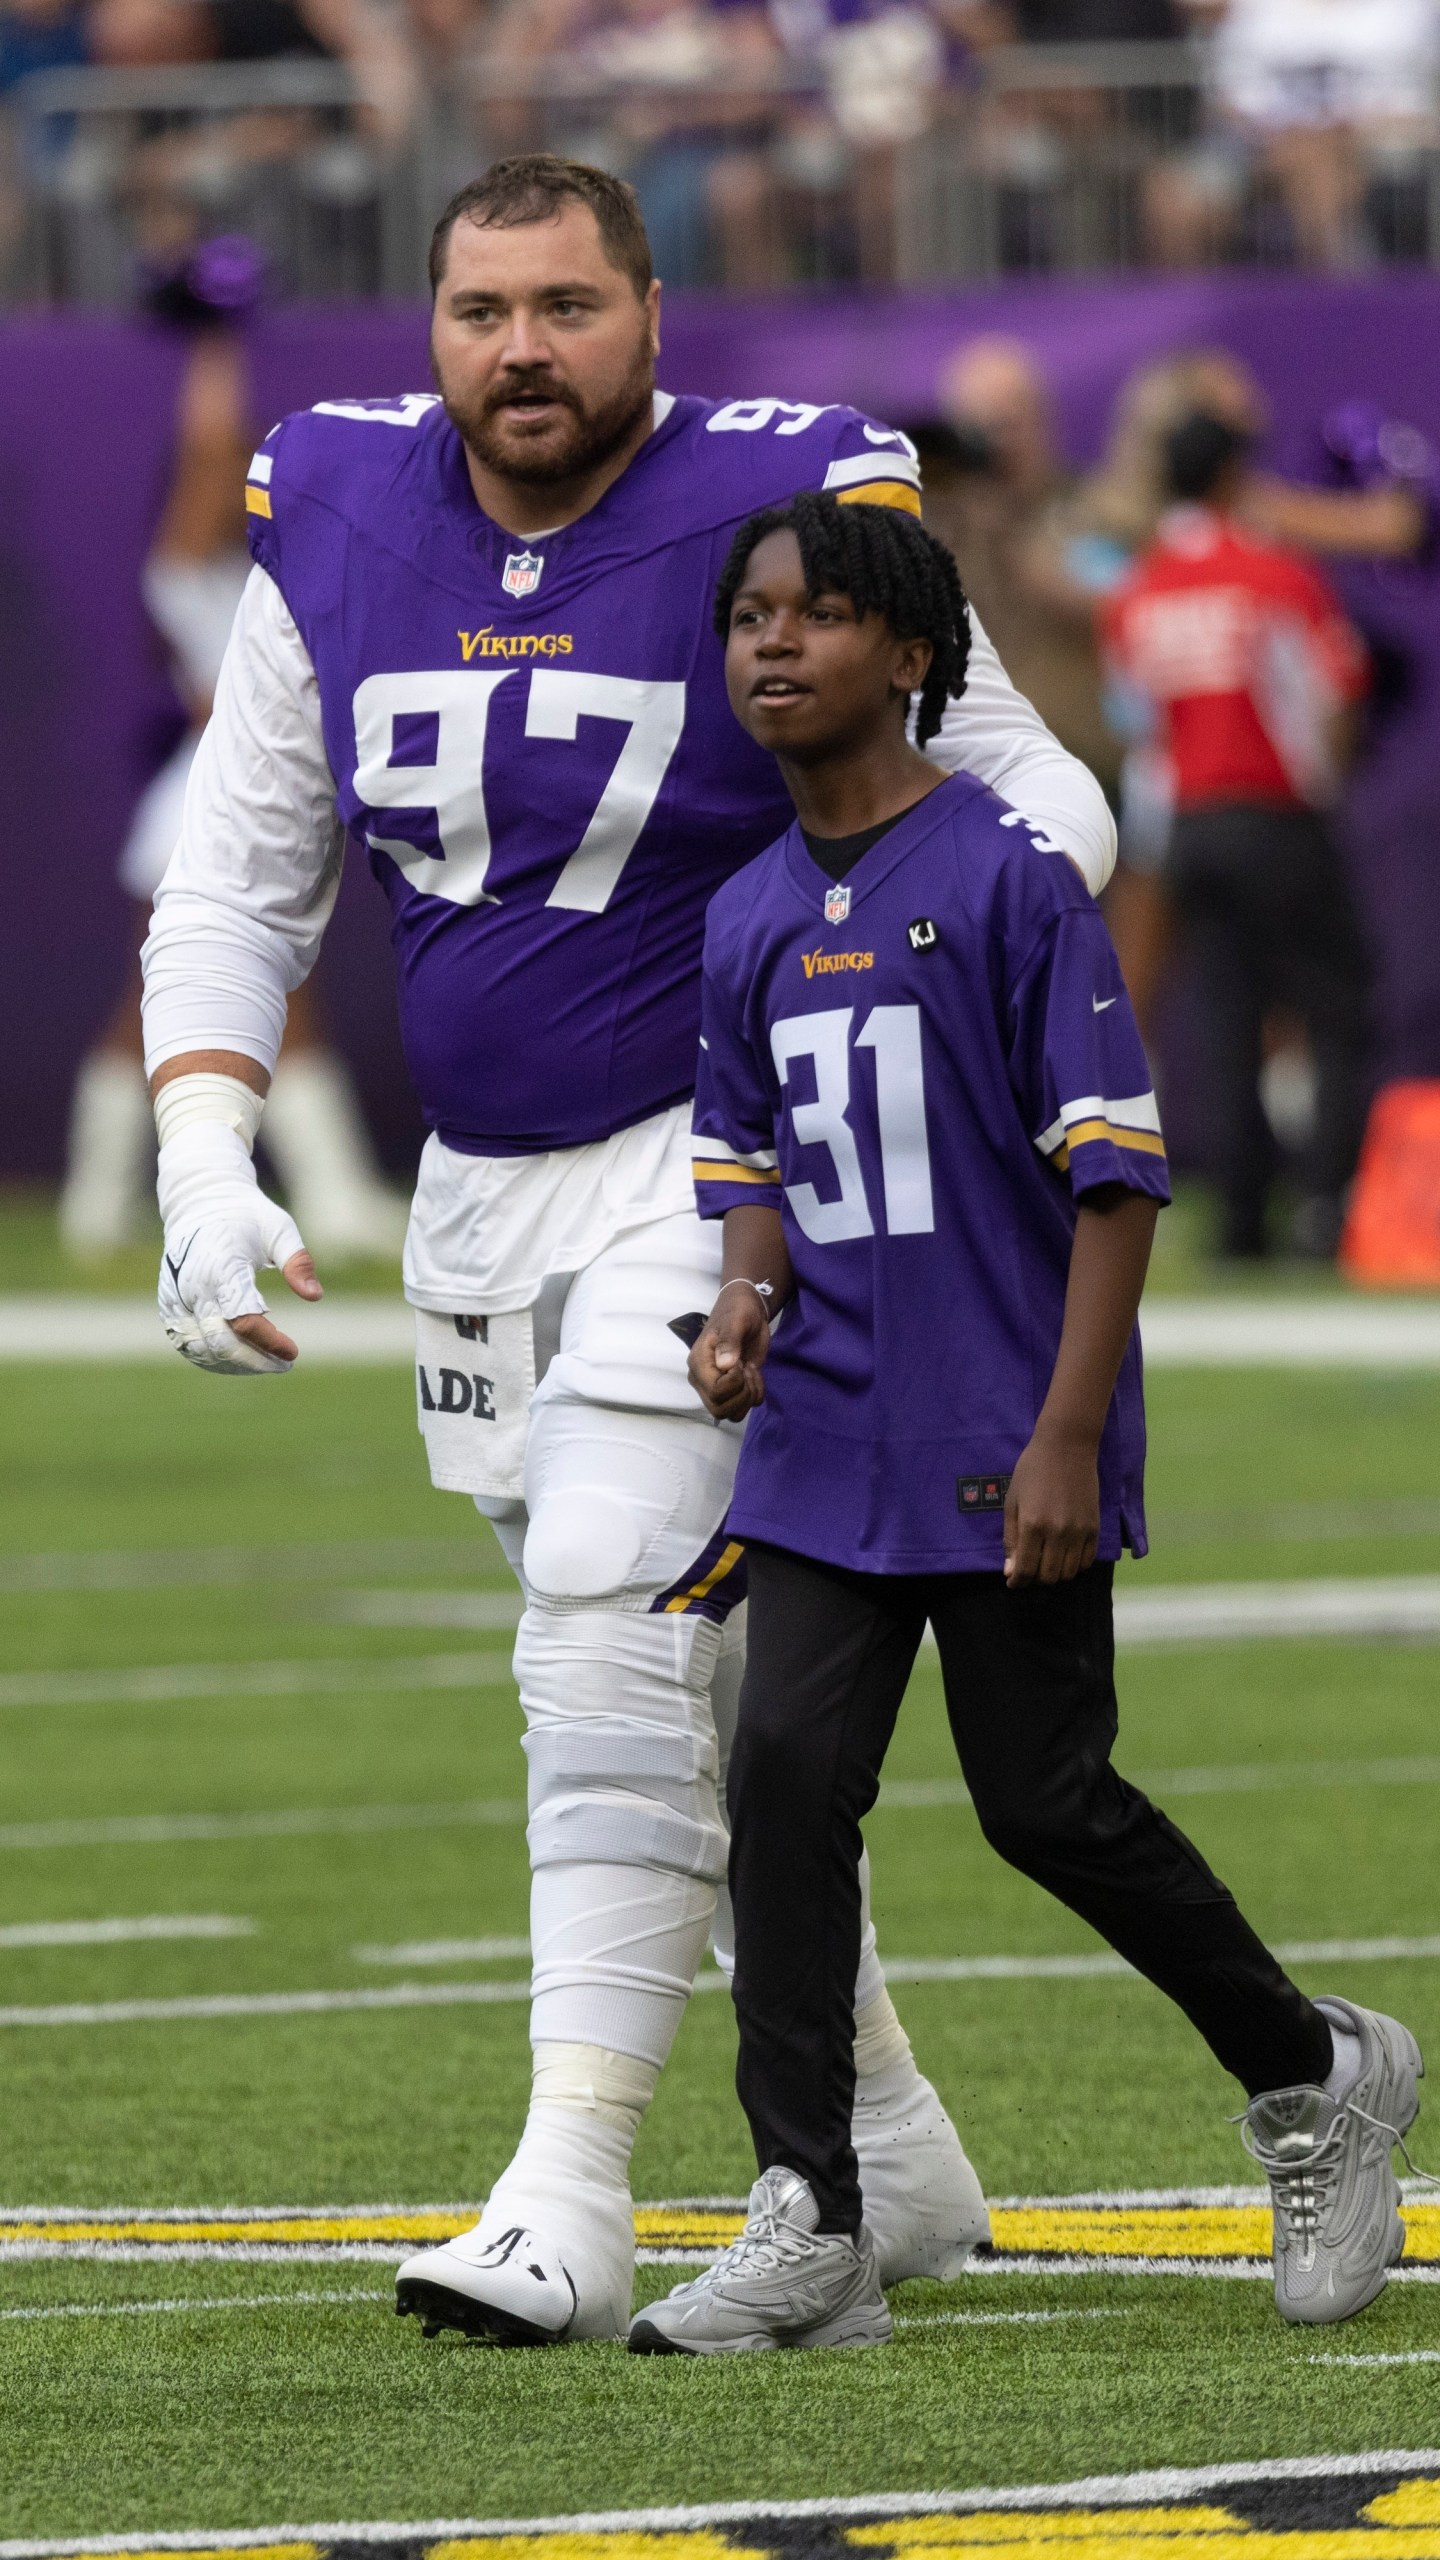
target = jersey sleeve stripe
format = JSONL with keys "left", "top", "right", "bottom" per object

{"left": 834, "top": 481, "right": 923, "bottom": 518}
{"left": 246, "top": 452, "right": 274, "bottom": 487}
{"left": 689, "top": 1132, "right": 780, "bottom": 1170}
{"left": 692, "top": 1160, "right": 782, "bottom": 1186}
{"left": 1054, "top": 1090, "right": 1163, "bottom": 1134}
{"left": 823, "top": 451, "right": 922, "bottom": 494}
{"left": 1064, "top": 1118, "right": 1168, "bottom": 1158}
{"left": 245, "top": 486, "right": 273, "bottom": 519}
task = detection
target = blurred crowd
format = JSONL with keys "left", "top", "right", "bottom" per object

{"left": 6, "top": 0, "right": 1440, "bottom": 293}
{"left": 914, "top": 332, "right": 1439, "bottom": 1269}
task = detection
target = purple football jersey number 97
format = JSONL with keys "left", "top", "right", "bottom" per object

{"left": 353, "top": 669, "right": 687, "bottom": 916}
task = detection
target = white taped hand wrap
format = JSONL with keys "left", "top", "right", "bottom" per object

{"left": 153, "top": 1070, "right": 264, "bottom": 1154}
{"left": 155, "top": 1103, "right": 306, "bottom": 1376}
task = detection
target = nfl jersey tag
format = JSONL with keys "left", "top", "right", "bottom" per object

{"left": 958, "top": 1473, "right": 1011, "bottom": 1512}
{"left": 502, "top": 549, "right": 544, "bottom": 598}
{"left": 824, "top": 883, "right": 852, "bottom": 925}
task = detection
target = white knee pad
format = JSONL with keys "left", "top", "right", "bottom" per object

{"left": 517, "top": 1602, "right": 727, "bottom": 1882}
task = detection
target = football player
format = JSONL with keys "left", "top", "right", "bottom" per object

{"left": 140, "top": 152, "right": 1118, "bottom": 2346}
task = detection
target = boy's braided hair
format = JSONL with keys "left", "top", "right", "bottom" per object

{"left": 713, "top": 489, "right": 970, "bottom": 747}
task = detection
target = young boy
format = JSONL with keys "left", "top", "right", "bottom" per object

{"left": 627, "top": 492, "right": 1423, "bottom": 2356}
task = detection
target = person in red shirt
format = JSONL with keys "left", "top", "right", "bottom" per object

{"left": 1103, "top": 410, "right": 1371, "bottom": 1259}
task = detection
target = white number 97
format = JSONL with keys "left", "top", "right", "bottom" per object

{"left": 351, "top": 667, "right": 685, "bottom": 914}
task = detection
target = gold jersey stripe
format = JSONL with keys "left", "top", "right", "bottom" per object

{"left": 245, "top": 485, "right": 273, "bottom": 519}
{"left": 1065, "top": 1119, "right": 1169, "bottom": 1159}
{"left": 691, "top": 1161, "right": 781, "bottom": 1185}
{"left": 835, "top": 480, "right": 924, "bottom": 516}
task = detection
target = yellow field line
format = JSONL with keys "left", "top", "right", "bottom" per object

{"left": 6, "top": 2203, "right": 1440, "bottom": 2260}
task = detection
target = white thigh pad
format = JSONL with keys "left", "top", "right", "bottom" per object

{"left": 534, "top": 1210, "right": 723, "bottom": 1417}
{"left": 522, "top": 1396, "right": 740, "bottom": 1609}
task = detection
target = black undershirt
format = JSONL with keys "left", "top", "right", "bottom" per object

{"left": 800, "top": 813, "right": 905, "bottom": 883}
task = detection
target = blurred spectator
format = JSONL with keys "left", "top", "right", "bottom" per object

{"left": 60, "top": 244, "right": 406, "bottom": 1260}
{"left": 1102, "top": 408, "right": 1371, "bottom": 1259}
{"left": 0, "top": 0, "right": 87, "bottom": 87}
{"left": 928, "top": 333, "right": 1122, "bottom": 788}
{"left": 0, "top": 0, "right": 89, "bottom": 267}
{"left": 83, "top": 0, "right": 418, "bottom": 277}
{"left": 1151, "top": 0, "right": 1440, "bottom": 269}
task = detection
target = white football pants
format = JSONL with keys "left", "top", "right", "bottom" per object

{"left": 476, "top": 1208, "right": 886, "bottom": 2069}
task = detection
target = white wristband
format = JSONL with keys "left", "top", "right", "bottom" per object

{"left": 154, "top": 1071, "right": 264, "bottom": 1157}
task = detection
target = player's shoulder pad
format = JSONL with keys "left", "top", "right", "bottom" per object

{"left": 244, "top": 392, "right": 443, "bottom": 567}
{"left": 676, "top": 391, "right": 922, "bottom": 527}
{"left": 944, "top": 778, "right": 1096, "bottom": 933}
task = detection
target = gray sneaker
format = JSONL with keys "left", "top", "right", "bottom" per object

{"left": 1243, "top": 1995, "right": 1424, "bottom": 2325}
{"left": 627, "top": 2167, "right": 892, "bottom": 2356}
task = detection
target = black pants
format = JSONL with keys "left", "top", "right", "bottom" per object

{"left": 1168, "top": 803, "right": 1370, "bottom": 1257}
{"left": 728, "top": 1543, "right": 1332, "bottom": 2233}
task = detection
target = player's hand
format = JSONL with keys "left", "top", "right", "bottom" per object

{"left": 156, "top": 1122, "right": 323, "bottom": 1375}
{"left": 1003, "top": 1422, "right": 1100, "bottom": 1587}
{"left": 688, "top": 1285, "right": 771, "bottom": 1421}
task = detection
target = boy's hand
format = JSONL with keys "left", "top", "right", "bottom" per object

{"left": 1004, "top": 1421, "right": 1100, "bottom": 1587}
{"left": 688, "top": 1284, "right": 771, "bottom": 1421}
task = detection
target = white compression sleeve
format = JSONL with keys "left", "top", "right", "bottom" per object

{"left": 922, "top": 611, "right": 1118, "bottom": 898}
{"left": 142, "top": 565, "right": 345, "bottom": 1081}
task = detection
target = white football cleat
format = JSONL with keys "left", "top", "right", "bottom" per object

{"left": 395, "top": 2108, "right": 636, "bottom": 2346}
{"left": 854, "top": 2058, "right": 991, "bottom": 2282}
{"left": 396, "top": 2220, "right": 580, "bottom": 2346}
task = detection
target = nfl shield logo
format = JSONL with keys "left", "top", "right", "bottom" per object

{"left": 502, "top": 549, "right": 544, "bottom": 599}
{"left": 824, "top": 883, "right": 852, "bottom": 925}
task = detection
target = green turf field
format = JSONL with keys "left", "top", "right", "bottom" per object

{"left": 2, "top": 1328, "right": 1440, "bottom": 2540}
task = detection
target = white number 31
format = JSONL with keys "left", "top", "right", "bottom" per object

{"left": 771, "top": 1004, "right": 935, "bottom": 1241}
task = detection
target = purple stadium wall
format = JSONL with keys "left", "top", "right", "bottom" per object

{"left": 5, "top": 271, "right": 1440, "bottom": 1180}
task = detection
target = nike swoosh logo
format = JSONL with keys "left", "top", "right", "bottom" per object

{"left": 1093, "top": 995, "right": 1118, "bottom": 1013}
{"left": 165, "top": 1235, "right": 197, "bottom": 1286}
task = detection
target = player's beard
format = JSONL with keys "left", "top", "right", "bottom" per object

{"left": 441, "top": 350, "right": 655, "bottom": 488}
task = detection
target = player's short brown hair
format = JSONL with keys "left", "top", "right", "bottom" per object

{"left": 429, "top": 156, "right": 653, "bottom": 299}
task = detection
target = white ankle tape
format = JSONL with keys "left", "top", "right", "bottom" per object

{"left": 531, "top": 2041, "right": 660, "bottom": 2140}
{"left": 854, "top": 1986, "right": 915, "bottom": 2080}
{"left": 154, "top": 1072, "right": 264, "bottom": 1157}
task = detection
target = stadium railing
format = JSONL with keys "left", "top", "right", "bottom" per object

{"left": 5, "top": 38, "right": 1440, "bottom": 304}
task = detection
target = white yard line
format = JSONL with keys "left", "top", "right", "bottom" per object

{"left": 0, "top": 1539, "right": 487, "bottom": 1594}
{"left": 6, "top": 2450, "right": 1440, "bottom": 2557}
{"left": 351, "top": 1936, "right": 531, "bottom": 1966}
{"left": 0, "top": 1297, "right": 412, "bottom": 1364}
{"left": 1308, "top": 2349, "right": 1440, "bottom": 2368}
{"left": 0, "top": 1749, "right": 1432, "bottom": 1856}
{"left": 1140, "top": 1301, "right": 1440, "bottom": 1366}
{"left": 0, "top": 2289, "right": 389, "bottom": 2322}
{"left": 0, "top": 1916, "right": 253, "bottom": 1949}
{"left": 1, "top": 1934, "right": 1437, "bottom": 2029}
{"left": 0, "top": 1800, "right": 526, "bottom": 1852}
{"left": 0, "top": 1652, "right": 515, "bottom": 1712}
{"left": 893, "top": 2308, "right": 1131, "bottom": 2330}
{"left": 327, "top": 1592, "right": 523, "bottom": 1630}
{"left": 1114, "top": 1575, "right": 1440, "bottom": 1646}
{"left": 11, "top": 1293, "right": 1440, "bottom": 1366}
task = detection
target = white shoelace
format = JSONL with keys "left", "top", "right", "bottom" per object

{"left": 1240, "top": 2098, "right": 1440, "bottom": 2246}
